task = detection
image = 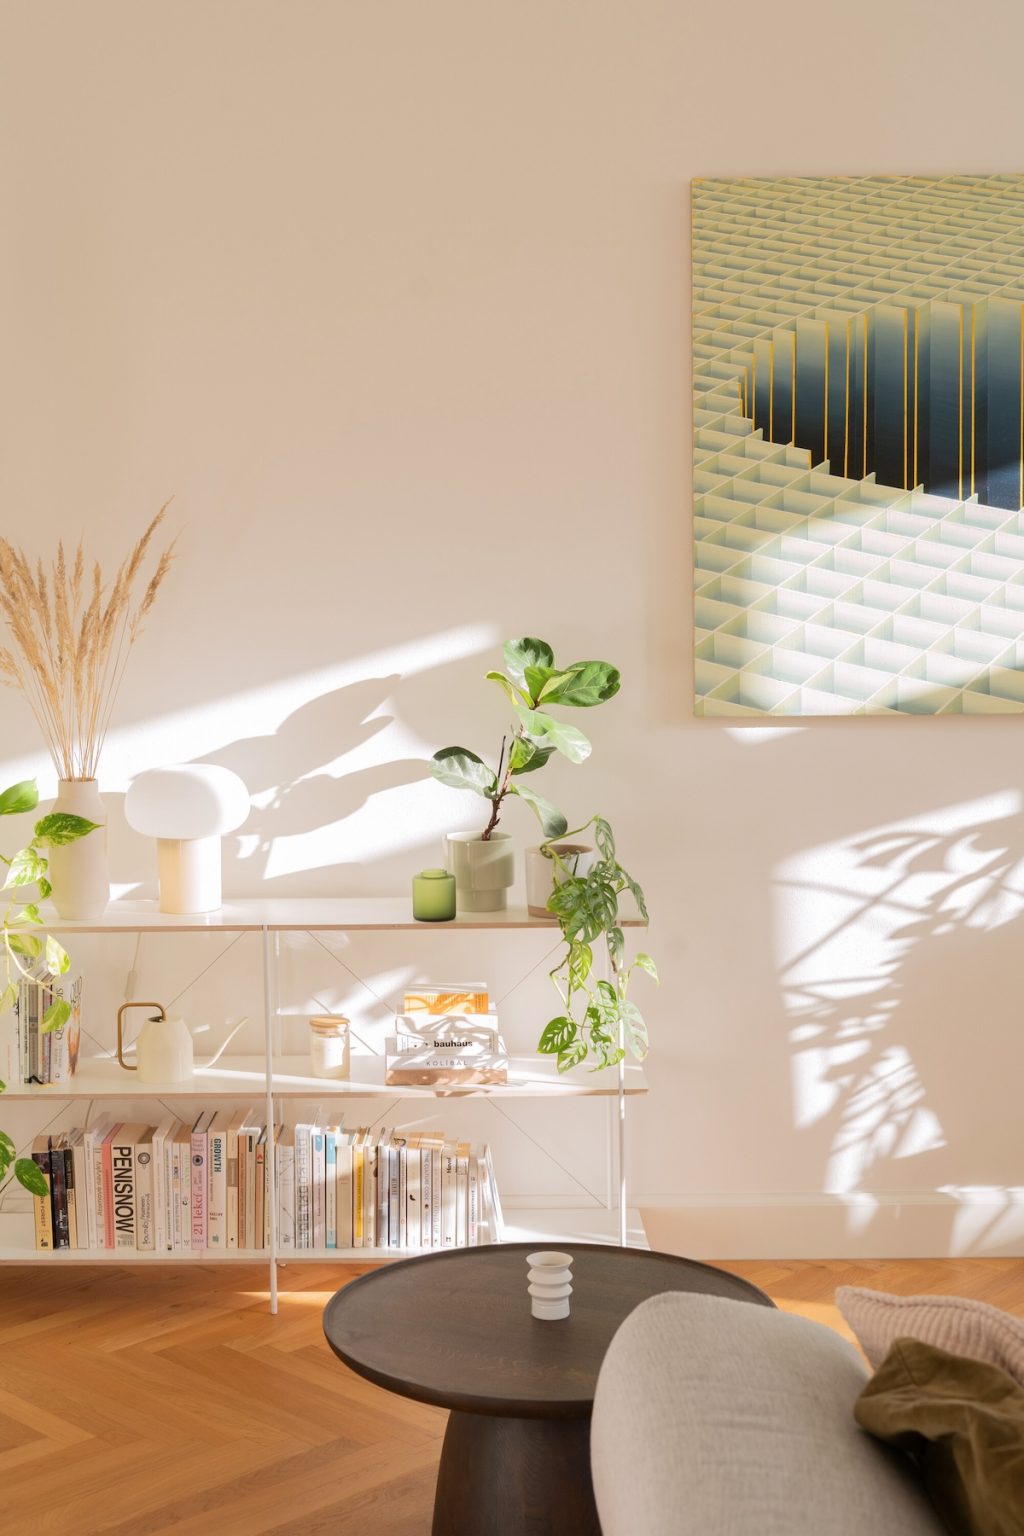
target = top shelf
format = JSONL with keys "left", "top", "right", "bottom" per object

{"left": 39, "top": 897, "right": 646, "bottom": 935}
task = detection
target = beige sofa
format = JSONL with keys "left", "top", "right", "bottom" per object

{"left": 591, "top": 1291, "right": 944, "bottom": 1535}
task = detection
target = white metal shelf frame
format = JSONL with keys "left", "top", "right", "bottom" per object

{"left": 3, "top": 899, "right": 647, "bottom": 1312}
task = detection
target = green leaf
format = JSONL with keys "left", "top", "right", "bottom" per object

{"left": 509, "top": 784, "right": 568, "bottom": 839}
{"left": 3, "top": 847, "right": 47, "bottom": 889}
{"left": 15, "top": 1157, "right": 48, "bottom": 1198}
{"left": 523, "top": 666, "right": 576, "bottom": 707}
{"left": 44, "top": 935, "right": 71, "bottom": 976}
{"left": 549, "top": 872, "right": 618, "bottom": 943}
{"left": 430, "top": 747, "right": 498, "bottom": 798}
{"left": 594, "top": 817, "right": 616, "bottom": 861}
{"left": 626, "top": 876, "right": 649, "bottom": 923}
{"left": 607, "top": 925, "right": 625, "bottom": 969}
{"left": 42, "top": 998, "right": 71, "bottom": 1033}
{"left": 6, "top": 933, "right": 43, "bottom": 959}
{"left": 0, "top": 984, "right": 16, "bottom": 1015}
{"left": 540, "top": 660, "right": 621, "bottom": 708}
{"left": 8, "top": 904, "right": 41, "bottom": 927}
{"left": 537, "top": 1015, "right": 576, "bottom": 1055}
{"left": 0, "top": 1135, "right": 9, "bottom": 1165}
{"left": 508, "top": 738, "right": 554, "bottom": 776}
{"left": 589, "top": 1045, "right": 626, "bottom": 1072}
{"left": 37, "top": 877, "right": 52, "bottom": 899}
{"left": 515, "top": 707, "right": 591, "bottom": 764}
{"left": 556, "top": 1039, "right": 587, "bottom": 1072}
{"left": 503, "top": 638, "right": 554, "bottom": 689}
{"left": 568, "top": 941, "right": 592, "bottom": 990}
{"left": 0, "top": 1078, "right": 6, "bottom": 1094}
{"left": 0, "top": 1130, "right": 14, "bottom": 1159}
{"left": 620, "top": 1000, "right": 649, "bottom": 1060}
{"left": 634, "top": 952, "right": 659, "bottom": 983}
{"left": 485, "top": 671, "right": 529, "bottom": 709}
{"left": 0, "top": 780, "right": 39, "bottom": 817}
{"left": 33, "top": 812, "right": 99, "bottom": 846}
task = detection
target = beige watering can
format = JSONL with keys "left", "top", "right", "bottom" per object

{"left": 116, "top": 1001, "right": 247, "bottom": 1084}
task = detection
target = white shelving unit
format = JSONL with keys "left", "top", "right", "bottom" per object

{"left": 3, "top": 898, "right": 648, "bottom": 1311}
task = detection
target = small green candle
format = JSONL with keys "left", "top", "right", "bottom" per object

{"left": 412, "top": 867, "right": 456, "bottom": 922}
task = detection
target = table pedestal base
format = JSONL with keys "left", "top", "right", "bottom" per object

{"left": 432, "top": 1408, "right": 600, "bottom": 1536}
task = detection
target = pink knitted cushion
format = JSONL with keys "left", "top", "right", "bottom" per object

{"left": 836, "top": 1286, "right": 1024, "bottom": 1388}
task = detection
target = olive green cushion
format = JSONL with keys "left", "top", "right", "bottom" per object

{"left": 855, "top": 1337, "right": 1024, "bottom": 1536}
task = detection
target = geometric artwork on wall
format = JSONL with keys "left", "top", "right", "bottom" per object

{"left": 693, "top": 176, "right": 1024, "bottom": 715}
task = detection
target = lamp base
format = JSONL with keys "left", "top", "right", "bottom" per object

{"left": 157, "top": 836, "right": 222, "bottom": 914}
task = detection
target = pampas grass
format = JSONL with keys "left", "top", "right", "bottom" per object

{"left": 0, "top": 503, "right": 176, "bottom": 781}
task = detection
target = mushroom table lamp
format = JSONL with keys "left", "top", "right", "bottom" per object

{"left": 125, "top": 764, "right": 250, "bottom": 915}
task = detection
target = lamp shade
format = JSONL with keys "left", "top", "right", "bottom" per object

{"left": 125, "top": 764, "right": 250, "bottom": 839}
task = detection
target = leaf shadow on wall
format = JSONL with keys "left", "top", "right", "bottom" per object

{"left": 108, "top": 675, "right": 434, "bottom": 895}
{"left": 780, "top": 799, "right": 1024, "bottom": 1254}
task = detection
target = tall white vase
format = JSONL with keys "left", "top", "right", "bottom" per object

{"left": 48, "top": 779, "right": 109, "bottom": 920}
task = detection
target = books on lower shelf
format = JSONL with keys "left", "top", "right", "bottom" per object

{"left": 1, "top": 976, "right": 82, "bottom": 1087}
{"left": 27, "top": 1113, "right": 504, "bottom": 1254}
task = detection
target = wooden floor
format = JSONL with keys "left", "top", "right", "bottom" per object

{"left": 2, "top": 1257, "right": 1022, "bottom": 1536}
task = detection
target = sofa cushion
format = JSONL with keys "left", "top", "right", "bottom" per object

{"left": 591, "top": 1290, "right": 944, "bottom": 1536}
{"left": 855, "top": 1337, "right": 1024, "bottom": 1536}
{"left": 837, "top": 1286, "right": 1024, "bottom": 1388}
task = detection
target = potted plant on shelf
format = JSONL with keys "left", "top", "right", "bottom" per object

{"left": 537, "top": 816, "right": 657, "bottom": 1071}
{"left": 429, "top": 637, "right": 620, "bottom": 912}
{"left": 0, "top": 506, "right": 176, "bottom": 919}
{"left": 0, "top": 778, "right": 97, "bottom": 1200}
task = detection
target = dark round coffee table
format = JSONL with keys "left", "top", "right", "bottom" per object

{"left": 323, "top": 1242, "right": 773, "bottom": 1536}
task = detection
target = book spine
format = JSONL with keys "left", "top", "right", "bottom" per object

{"left": 0, "top": 1007, "right": 19, "bottom": 1089}
{"left": 48, "top": 1138, "right": 68, "bottom": 1249}
{"left": 441, "top": 1146, "right": 456, "bottom": 1248}
{"left": 484, "top": 1145, "right": 504, "bottom": 1240}
{"left": 363, "top": 1139, "right": 376, "bottom": 1249}
{"left": 403, "top": 1142, "right": 416, "bottom": 1249}
{"left": 278, "top": 1138, "right": 295, "bottom": 1249}
{"left": 71, "top": 1136, "right": 88, "bottom": 1249}
{"left": 88, "top": 1127, "right": 105, "bottom": 1250}
{"left": 419, "top": 1147, "right": 431, "bottom": 1248}
{"left": 312, "top": 1131, "right": 325, "bottom": 1250}
{"left": 336, "top": 1138, "right": 353, "bottom": 1249}
{"left": 64, "top": 1142, "right": 79, "bottom": 1249}
{"left": 431, "top": 1147, "right": 442, "bottom": 1247}
{"left": 351, "top": 1143, "right": 363, "bottom": 1248}
{"left": 208, "top": 1124, "right": 227, "bottom": 1248}
{"left": 102, "top": 1134, "right": 117, "bottom": 1249}
{"left": 152, "top": 1130, "right": 167, "bottom": 1253}
{"left": 254, "top": 1134, "right": 266, "bottom": 1252}
{"left": 179, "top": 1140, "right": 192, "bottom": 1250}
{"left": 30, "top": 1146, "right": 52, "bottom": 1250}
{"left": 456, "top": 1147, "right": 469, "bottom": 1248}
{"left": 376, "top": 1143, "right": 389, "bottom": 1251}
{"left": 325, "top": 1132, "right": 337, "bottom": 1249}
{"left": 190, "top": 1122, "right": 208, "bottom": 1250}
{"left": 111, "top": 1137, "right": 136, "bottom": 1250}
{"left": 49, "top": 1021, "right": 69, "bottom": 1083}
{"left": 295, "top": 1126, "right": 310, "bottom": 1249}
{"left": 468, "top": 1151, "right": 479, "bottom": 1247}
{"left": 170, "top": 1139, "right": 182, "bottom": 1250}
{"left": 136, "top": 1142, "right": 154, "bottom": 1251}
{"left": 392, "top": 1140, "right": 404, "bottom": 1249}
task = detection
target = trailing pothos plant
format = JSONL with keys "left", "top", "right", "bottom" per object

{"left": 0, "top": 779, "right": 97, "bottom": 1198}
{"left": 538, "top": 816, "right": 657, "bottom": 1072}
{"left": 429, "top": 637, "right": 620, "bottom": 840}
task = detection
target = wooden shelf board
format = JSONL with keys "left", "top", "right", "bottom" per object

{"left": 2, "top": 1054, "right": 648, "bottom": 1100}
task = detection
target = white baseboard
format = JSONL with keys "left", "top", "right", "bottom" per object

{"left": 637, "top": 1191, "right": 1024, "bottom": 1259}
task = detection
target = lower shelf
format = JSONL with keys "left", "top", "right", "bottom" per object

{"left": 0, "top": 1208, "right": 648, "bottom": 1260}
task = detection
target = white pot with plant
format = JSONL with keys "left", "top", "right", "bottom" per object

{"left": 0, "top": 506, "right": 176, "bottom": 918}
{"left": 429, "top": 637, "right": 620, "bottom": 913}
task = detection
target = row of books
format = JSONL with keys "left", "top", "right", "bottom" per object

{"left": 1, "top": 976, "right": 82, "bottom": 1086}
{"left": 29, "top": 1112, "right": 503, "bottom": 1253}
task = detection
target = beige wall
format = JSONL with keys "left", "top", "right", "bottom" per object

{"left": 1, "top": 1, "right": 1022, "bottom": 1254}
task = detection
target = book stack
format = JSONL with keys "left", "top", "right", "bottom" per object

{"left": 28, "top": 1114, "right": 503, "bottom": 1253}
{"left": 1, "top": 977, "right": 82, "bottom": 1087}
{"left": 386, "top": 982, "right": 509, "bottom": 1086}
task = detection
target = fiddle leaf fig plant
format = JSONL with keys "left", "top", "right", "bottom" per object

{"left": 430, "top": 638, "right": 620, "bottom": 840}
{"left": 0, "top": 779, "right": 97, "bottom": 1197}
{"left": 538, "top": 816, "right": 657, "bottom": 1072}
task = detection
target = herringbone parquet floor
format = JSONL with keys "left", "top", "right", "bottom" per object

{"left": 2, "top": 1257, "right": 1022, "bottom": 1536}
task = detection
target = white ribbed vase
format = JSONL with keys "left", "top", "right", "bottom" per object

{"left": 48, "top": 779, "right": 109, "bottom": 920}
{"left": 527, "top": 1250, "right": 574, "bottom": 1321}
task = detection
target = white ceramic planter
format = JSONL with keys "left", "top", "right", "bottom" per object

{"left": 48, "top": 779, "right": 109, "bottom": 920}
{"left": 525, "top": 844, "right": 597, "bottom": 919}
{"left": 444, "top": 831, "right": 514, "bottom": 913}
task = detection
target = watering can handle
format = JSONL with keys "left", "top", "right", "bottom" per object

{"left": 117, "top": 1001, "right": 166, "bottom": 1071}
